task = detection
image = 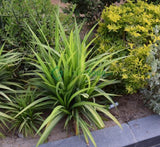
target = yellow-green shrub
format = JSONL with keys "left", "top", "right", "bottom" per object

{"left": 110, "top": 45, "right": 151, "bottom": 94}
{"left": 97, "top": 0, "right": 160, "bottom": 93}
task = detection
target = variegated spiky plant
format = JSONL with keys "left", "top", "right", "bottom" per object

{"left": 20, "top": 12, "right": 123, "bottom": 147}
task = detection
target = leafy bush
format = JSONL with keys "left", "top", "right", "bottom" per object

{"left": 27, "top": 15, "right": 121, "bottom": 147}
{"left": 142, "top": 25, "right": 160, "bottom": 114}
{"left": 0, "top": 0, "right": 53, "bottom": 49}
{"left": 110, "top": 45, "right": 151, "bottom": 93}
{"left": 61, "top": 0, "right": 120, "bottom": 24}
{"left": 97, "top": 0, "right": 160, "bottom": 93}
{"left": 0, "top": 0, "right": 72, "bottom": 50}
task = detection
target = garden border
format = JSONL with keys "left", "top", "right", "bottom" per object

{"left": 39, "top": 115, "right": 160, "bottom": 147}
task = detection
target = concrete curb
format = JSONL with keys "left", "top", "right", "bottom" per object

{"left": 39, "top": 115, "right": 160, "bottom": 147}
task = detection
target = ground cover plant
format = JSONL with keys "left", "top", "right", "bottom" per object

{"left": 97, "top": 0, "right": 160, "bottom": 94}
{"left": 0, "top": 44, "right": 50, "bottom": 137}
{"left": 0, "top": 88, "right": 48, "bottom": 137}
{"left": 23, "top": 13, "right": 123, "bottom": 147}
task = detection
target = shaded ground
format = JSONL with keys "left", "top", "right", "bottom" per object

{"left": 0, "top": 93, "right": 153, "bottom": 147}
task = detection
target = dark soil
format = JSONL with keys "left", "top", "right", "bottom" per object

{"left": 104, "top": 93, "right": 153, "bottom": 127}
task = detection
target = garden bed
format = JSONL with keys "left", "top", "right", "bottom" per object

{"left": 0, "top": 0, "right": 160, "bottom": 147}
{"left": 0, "top": 94, "right": 153, "bottom": 147}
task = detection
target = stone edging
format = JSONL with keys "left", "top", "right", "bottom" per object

{"left": 39, "top": 115, "right": 160, "bottom": 147}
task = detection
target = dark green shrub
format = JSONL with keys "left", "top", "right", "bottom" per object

{"left": 145, "top": 0, "right": 160, "bottom": 4}
{"left": 0, "top": 0, "right": 54, "bottom": 49}
{"left": 0, "top": 0, "right": 72, "bottom": 51}
{"left": 97, "top": 0, "right": 160, "bottom": 93}
{"left": 61, "top": 0, "right": 120, "bottom": 24}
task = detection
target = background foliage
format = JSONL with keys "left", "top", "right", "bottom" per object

{"left": 0, "top": 0, "right": 74, "bottom": 81}
{"left": 61, "top": 0, "right": 120, "bottom": 24}
{"left": 145, "top": 0, "right": 160, "bottom": 4}
{"left": 61, "top": 0, "right": 160, "bottom": 24}
{"left": 0, "top": 0, "right": 72, "bottom": 51}
{"left": 0, "top": 0, "right": 55, "bottom": 49}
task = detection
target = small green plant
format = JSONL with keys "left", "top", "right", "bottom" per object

{"left": 0, "top": 88, "right": 47, "bottom": 137}
{"left": 26, "top": 14, "right": 122, "bottom": 147}
{"left": 142, "top": 25, "right": 160, "bottom": 114}
{"left": 97, "top": 0, "right": 160, "bottom": 93}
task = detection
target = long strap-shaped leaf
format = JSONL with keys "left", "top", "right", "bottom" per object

{"left": 96, "top": 107, "right": 122, "bottom": 128}
{"left": 36, "top": 105, "right": 63, "bottom": 135}
{"left": 36, "top": 113, "right": 64, "bottom": 147}
{"left": 0, "top": 112, "right": 13, "bottom": 120}
{"left": 79, "top": 118, "right": 97, "bottom": 147}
